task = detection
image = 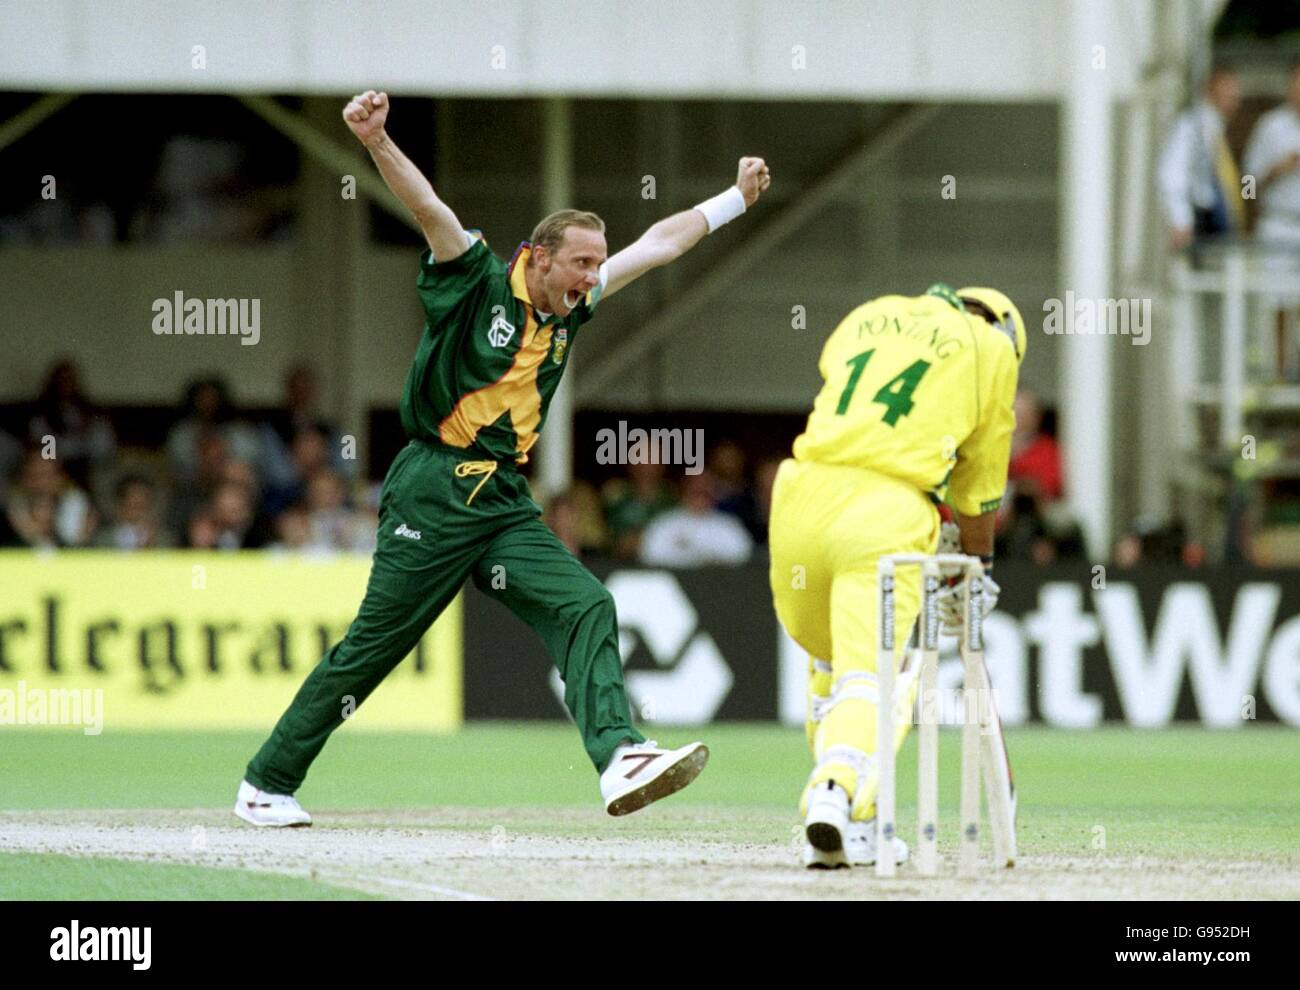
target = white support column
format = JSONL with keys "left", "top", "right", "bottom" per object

{"left": 1219, "top": 248, "right": 1246, "bottom": 449}
{"left": 1060, "top": 0, "right": 1114, "bottom": 558}
{"left": 1168, "top": 258, "right": 1200, "bottom": 470}
{"left": 1123, "top": 84, "right": 1167, "bottom": 520}
{"left": 536, "top": 97, "right": 574, "bottom": 502}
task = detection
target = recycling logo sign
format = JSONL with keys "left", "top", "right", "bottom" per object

{"left": 549, "top": 571, "right": 734, "bottom": 724}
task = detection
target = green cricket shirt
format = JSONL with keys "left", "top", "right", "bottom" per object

{"left": 399, "top": 233, "right": 604, "bottom": 463}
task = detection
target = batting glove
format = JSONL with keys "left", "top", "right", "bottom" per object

{"left": 936, "top": 571, "right": 1001, "bottom": 636}
{"left": 936, "top": 522, "right": 965, "bottom": 579}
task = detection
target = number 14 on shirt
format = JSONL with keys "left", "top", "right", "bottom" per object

{"left": 834, "top": 348, "right": 932, "bottom": 426}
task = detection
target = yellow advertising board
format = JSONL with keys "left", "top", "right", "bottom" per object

{"left": 0, "top": 551, "right": 461, "bottom": 731}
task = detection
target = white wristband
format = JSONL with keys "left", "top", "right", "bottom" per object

{"left": 694, "top": 185, "right": 747, "bottom": 233}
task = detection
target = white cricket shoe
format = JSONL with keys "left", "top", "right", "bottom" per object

{"left": 803, "top": 818, "right": 910, "bottom": 869}
{"left": 803, "top": 842, "right": 849, "bottom": 869}
{"left": 845, "top": 819, "right": 910, "bottom": 868}
{"left": 804, "top": 780, "right": 850, "bottom": 857}
{"left": 234, "top": 779, "right": 312, "bottom": 827}
{"left": 601, "top": 740, "right": 709, "bottom": 816}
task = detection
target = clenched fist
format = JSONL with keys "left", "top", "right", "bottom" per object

{"left": 343, "top": 90, "right": 389, "bottom": 147}
{"left": 735, "top": 156, "right": 771, "bottom": 207}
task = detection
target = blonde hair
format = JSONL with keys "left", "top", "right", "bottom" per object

{"left": 530, "top": 209, "right": 605, "bottom": 254}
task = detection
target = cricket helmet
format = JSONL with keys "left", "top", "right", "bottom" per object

{"left": 957, "top": 287, "right": 1026, "bottom": 364}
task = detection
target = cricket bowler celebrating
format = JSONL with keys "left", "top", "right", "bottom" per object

{"left": 235, "top": 91, "right": 770, "bottom": 826}
{"left": 768, "top": 283, "right": 1024, "bottom": 868}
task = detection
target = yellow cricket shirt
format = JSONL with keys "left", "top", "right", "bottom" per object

{"left": 791, "top": 290, "right": 1020, "bottom": 516}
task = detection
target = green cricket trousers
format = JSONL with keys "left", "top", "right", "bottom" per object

{"left": 245, "top": 438, "right": 644, "bottom": 795}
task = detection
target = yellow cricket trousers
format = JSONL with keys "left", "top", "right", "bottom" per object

{"left": 768, "top": 457, "right": 940, "bottom": 820}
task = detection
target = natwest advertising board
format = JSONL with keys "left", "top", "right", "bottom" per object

{"left": 463, "top": 561, "right": 1300, "bottom": 728}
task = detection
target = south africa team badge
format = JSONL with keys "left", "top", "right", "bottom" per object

{"left": 552, "top": 326, "right": 568, "bottom": 364}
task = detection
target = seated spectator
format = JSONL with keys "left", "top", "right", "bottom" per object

{"left": 94, "top": 474, "right": 177, "bottom": 550}
{"left": 191, "top": 480, "right": 266, "bottom": 550}
{"left": 6, "top": 494, "right": 60, "bottom": 549}
{"left": 269, "top": 505, "right": 313, "bottom": 553}
{"left": 543, "top": 482, "right": 609, "bottom": 558}
{"left": 603, "top": 461, "right": 678, "bottom": 560}
{"left": 166, "top": 428, "right": 231, "bottom": 536}
{"left": 26, "top": 359, "right": 116, "bottom": 489}
{"left": 715, "top": 452, "right": 783, "bottom": 545}
{"left": 221, "top": 458, "right": 276, "bottom": 547}
{"left": 996, "top": 491, "right": 1048, "bottom": 561}
{"left": 544, "top": 490, "right": 584, "bottom": 557}
{"left": 186, "top": 509, "right": 219, "bottom": 550}
{"left": 639, "top": 472, "right": 753, "bottom": 568}
{"left": 260, "top": 365, "right": 357, "bottom": 488}
{"left": 166, "top": 377, "right": 261, "bottom": 484}
{"left": 995, "top": 490, "right": 1086, "bottom": 566}
{"left": 1029, "top": 515, "right": 1087, "bottom": 566}
{"left": 568, "top": 480, "right": 611, "bottom": 555}
{"left": 304, "top": 470, "right": 372, "bottom": 552}
{"left": 708, "top": 440, "right": 748, "bottom": 505}
{"left": 2, "top": 450, "right": 97, "bottom": 547}
{"left": 262, "top": 425, "right": 330, "bottom": 517}
{"left": 221, "top": 457, "right": 261, "bottom": 508}
{"left": 1113, "top": 517, "right": 1203, "bottom": 569}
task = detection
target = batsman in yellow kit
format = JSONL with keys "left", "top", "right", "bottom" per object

{"left": 768, "top": 283, "right": 1026, "bottom": 869}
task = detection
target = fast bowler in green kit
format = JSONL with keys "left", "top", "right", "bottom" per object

{"left": 235, "top": 91, "right": 771, "bottom": 826}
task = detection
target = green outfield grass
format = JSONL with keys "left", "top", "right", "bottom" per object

{"left": 3, "top": 723, "right": 1298, "bottom": 848}
{"left": 0, "top": 853, "right": 377, "bottom": 900}
{"left": 2, "top": 723, "right": 1297, "bottom": 898}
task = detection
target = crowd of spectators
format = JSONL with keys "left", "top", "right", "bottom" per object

{"left": 10, "top": 362, "right": 1215, "bottom": 569}
{"left": 545, "top": 443, "right": 781, "bottom": 567}
{"left": 1, "top": 360, "right": 795, "bottom": 565}
{"left": 0, "top": 360, "right": 373, "bottom": 554}
{"left": 552, "top": 395, "right": 1088, "bottom": 569}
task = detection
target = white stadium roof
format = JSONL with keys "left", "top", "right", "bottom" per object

{"left": 0, "top": 0, "right": 1161, "bottom": 100}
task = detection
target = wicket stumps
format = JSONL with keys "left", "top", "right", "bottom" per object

{"left": 875, "top": 554, "right": 1018, "bottom": 878}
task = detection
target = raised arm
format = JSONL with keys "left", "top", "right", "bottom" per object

{"left": 603, "top": 156, "right": 770, "bottom": 299}
{"left": 343, "top": 91, "right": 469, "bottom": 262}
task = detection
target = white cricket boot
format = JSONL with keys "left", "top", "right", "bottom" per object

{"left": 845, "top": 818, "right": 910, "bottom": 867}
{"left": 804, "top": 780, "right": 851, "bottom": 858}
{"left": 601, "top": 740, "right": 709, "bottom": 816}
{"left": 803, "top": 841, "right": 849, "bottom": 869}
{"left": 234, "top": 779, "right": 312, "bottom": 827}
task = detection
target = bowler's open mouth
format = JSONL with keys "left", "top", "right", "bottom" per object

{"left": 563, "top": 289, "right": 582, "bottom": 309}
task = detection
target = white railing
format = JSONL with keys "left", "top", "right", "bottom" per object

{"left": 1170, "top": 242, "right": 1300, "bottom": 452}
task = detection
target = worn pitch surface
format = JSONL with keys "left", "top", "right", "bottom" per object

{"left": 2, "top": 725, "right": 1296, "bottom": 900}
